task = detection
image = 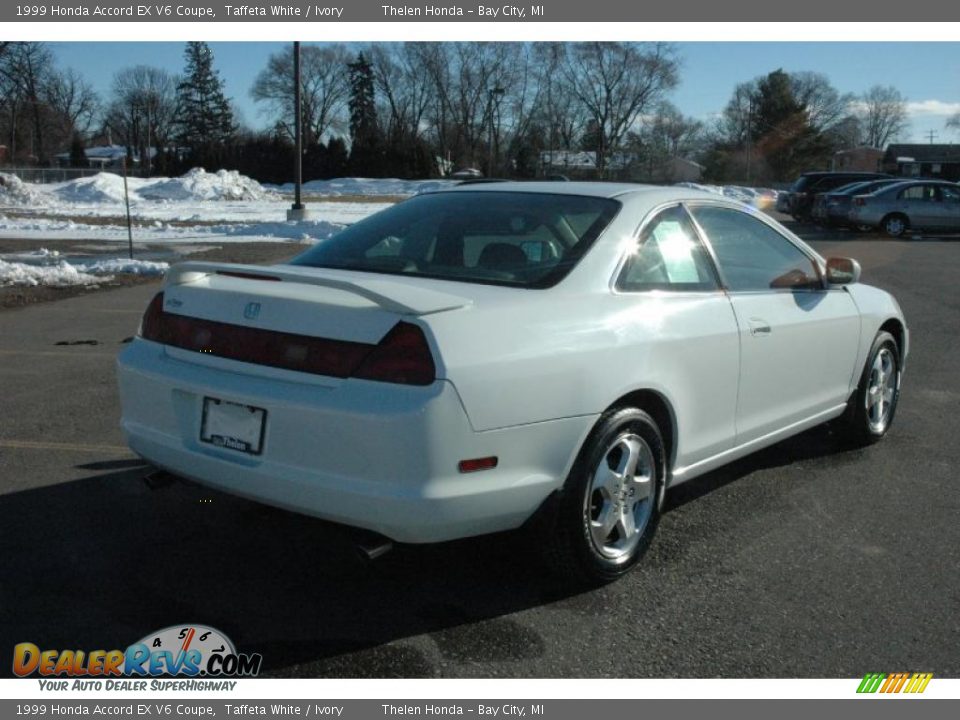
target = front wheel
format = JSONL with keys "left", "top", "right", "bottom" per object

{"left": 539, "top": 408, "right": 665, "bottom": 585}
{"left": 837, "top": 331, "right": 901, "bottom": 446}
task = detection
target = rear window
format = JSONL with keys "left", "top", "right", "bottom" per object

{"left": 290, "top": 191, "right": 621, "bottom": 288}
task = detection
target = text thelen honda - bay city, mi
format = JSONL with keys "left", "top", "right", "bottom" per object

{"left": 117, "top": 182, "right": 908, "bottom": 584}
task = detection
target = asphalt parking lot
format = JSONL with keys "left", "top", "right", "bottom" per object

{"left": 0, "top": 232, "right": 957, "bottom": 678}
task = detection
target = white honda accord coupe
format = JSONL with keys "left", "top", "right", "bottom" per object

{"left": 117, "top": 182, "right": 907, "bottom": 583}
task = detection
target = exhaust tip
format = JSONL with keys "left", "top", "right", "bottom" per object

{"left": 353, "top": 531, "right": 394, "bottom": 561}
{"left": 143, "top": 469, "right": 177, "bottom": 490}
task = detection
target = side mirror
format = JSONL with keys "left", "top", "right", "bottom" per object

{"left": 825, "top": 256, "right": 861, "bottom": 285}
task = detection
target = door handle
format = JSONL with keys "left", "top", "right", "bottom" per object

{"left": 748, "top": 318, "right": 771, "bottom": 336}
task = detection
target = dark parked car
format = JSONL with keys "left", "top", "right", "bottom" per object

{"left": 811, "top": 179, "right": 907, "bottom": 229}
{"left": 784, "top": 172, "right": 891, "bottom": 221}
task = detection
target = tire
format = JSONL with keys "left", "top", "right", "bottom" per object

{"left": 837, "top": 331, "right": 901, "bottom": 446}
{"left": 881, "top": 214, "right": 908, "bottom": 238}
{"left": 539, "top": 407, "right": 666, "bottom": 585}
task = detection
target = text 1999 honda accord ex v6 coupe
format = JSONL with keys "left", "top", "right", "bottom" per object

{"left": 117, "top": 183, "right": 908, "bottom": 584}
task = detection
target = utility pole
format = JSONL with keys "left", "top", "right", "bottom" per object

{"left": 746, "top": 96, "right": 753, "bottom": 185}
{"left": 926, "top": 129, "right": 938, "bottom": 144}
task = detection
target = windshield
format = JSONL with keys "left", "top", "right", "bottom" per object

{"left": 290, "top": 191, "right": 621, "bottom": 288}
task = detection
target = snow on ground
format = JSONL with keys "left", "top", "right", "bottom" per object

{"left": 0, "top": 248, "right": 169, "bottom": 287}
{"left": 0, "top": 171, "right": 783, "bottom": 247}
{"left": 0, "top": 169, "right": 393, "bottom": 243}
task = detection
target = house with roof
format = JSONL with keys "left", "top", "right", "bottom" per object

{"left": 881, "top": 144, "right": 960, "bottom": 182}
{"left": 53, "top": 144, "right": 158, "bottom": 169}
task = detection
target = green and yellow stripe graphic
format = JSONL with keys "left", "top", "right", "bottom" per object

{"left": 857, "top": 672, "right": 933, "bottom": 694}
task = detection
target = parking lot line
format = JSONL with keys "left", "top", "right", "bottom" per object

{"left": 0, "top": 439, "right": 132, "bottom": 454}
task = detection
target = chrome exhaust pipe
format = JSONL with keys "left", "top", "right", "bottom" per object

{"left": 354, "top": 534, "right": 394, "bottom": 561}
{"left": 143, "top": 469, "right": 177, "bottom": 489}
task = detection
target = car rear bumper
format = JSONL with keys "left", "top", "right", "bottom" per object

{"left": 117, "top": 339, "right": 593, "bottom": 543}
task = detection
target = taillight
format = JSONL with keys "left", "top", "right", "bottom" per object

{"left": 353, "top": 322, "right": 436, "bottom": 386}
{"left": 139, "top": 294, "right": 435, "bottom": 386}
{"left": 139, "top": 292, "right": 165, "bottom": 340}
{"left": 853, "top": 197, "right": 867, "bottom": 206}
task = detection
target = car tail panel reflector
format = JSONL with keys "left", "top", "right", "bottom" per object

{"left": 139, "top": 292, "right": 435, "bottom": 385}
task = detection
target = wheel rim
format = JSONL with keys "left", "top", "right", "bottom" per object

{"left": 885, "top": 217, "right": 905, "bottom": 236}
{"left": 584, "top": 432, "right": 656, "bottom": 561}
{"left": 865, "top": 347, "right": 897, "bottom": 433}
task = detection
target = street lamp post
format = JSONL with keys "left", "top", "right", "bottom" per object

{"left": 287, "top": 41, "right": 311, "bottom": 221}
{"left": 487, "top": 86, "right": 505, "bottom": 177}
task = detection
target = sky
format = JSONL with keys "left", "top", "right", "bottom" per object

{"left": 50, "top": 41, "right": 960, "bottom": 145}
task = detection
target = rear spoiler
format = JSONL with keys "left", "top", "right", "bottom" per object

{"left": 164, "top": 262, "right": 473, "bottom": 316}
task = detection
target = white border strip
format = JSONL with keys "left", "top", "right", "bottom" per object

{"left": 9, "top": 21, "right": 960, "bottom": 42}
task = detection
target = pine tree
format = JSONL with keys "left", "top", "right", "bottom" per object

{"left": 347, "top": 53, "right": 380, "bottom": 176}
{"left": 175, "top": 42, "right": 236, "bottom": 156}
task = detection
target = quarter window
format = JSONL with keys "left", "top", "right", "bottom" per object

{"left": 690, "top": 206, "right": 821, "bottom": 292}
{"left": 617, "top": 205, "right": 719, "bottom": 292}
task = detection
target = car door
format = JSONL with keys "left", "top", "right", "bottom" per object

{"left": 614, "top": 204, "right": 740, "bottom": 469}
{"left": 688, "top": 204, "right": 861, "bottom": 446}
{"left": 936, "top": 185, "right": 960, "bottom": 230}
{"left": 897, "top": 184, "right": 939, "bottom": 229}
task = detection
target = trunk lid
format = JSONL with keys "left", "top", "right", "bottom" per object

{"left": 162, "top": 261, "right": 474, "bottom": 345}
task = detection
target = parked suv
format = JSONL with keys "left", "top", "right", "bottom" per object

{"left": 784, "top": 172, "right": 891, "bottom": 222}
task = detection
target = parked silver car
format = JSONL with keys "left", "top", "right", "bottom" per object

{"left": 848, "top": 180, "right": 960, "bottom": 237}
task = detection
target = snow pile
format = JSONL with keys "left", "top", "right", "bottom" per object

{"left": 0, "top": 258, "right": 103, "bottom": 287}
{"left": 270, "top": 177, "right": 455, "bottom": 197}
{"left": 80, "top": 257, "right": 169, "bottom": 275}
{"left": 139, "top": 168, "right": 275, "bottom": 202}
{"left": 0, "top": 173, "right": 45, "bottom": 206}
{"left": 0, "top": 250, "right": 168, "bottom": 287}
{"left": 20, "top": 169, "right": 275, "bottom": 207}
{"left": 50, "top": 173, "right": 132, "bottom": 204}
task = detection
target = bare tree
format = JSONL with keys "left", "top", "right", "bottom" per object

{"left": 251, "top": 44, "right": 351, "bottom": 146}
{"left": 530, "top": 44, "right": 590, "bottom": 155}
{"left": 366, "top": 43, "right": 433, "bottom": 145}
{"left": 854, "top": 85, "right": 909, "bottom": 149}
{"left": 0, "top": 42, "right": 55, "bottom": 163}
{"left": 104, "top": 65, "right": 178, "bottom": 173}
{"left": 44, "top": 68, "right": 99, "bottom": 138}
{"left": 790, "top": 71, "right": 855, "bottom": 134}
{"left": 558, "top": 42, "right": 679, "bottom": 175}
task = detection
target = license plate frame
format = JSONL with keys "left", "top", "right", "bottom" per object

{"left": 200, "top": 397, "right": 267, "bottom": 455}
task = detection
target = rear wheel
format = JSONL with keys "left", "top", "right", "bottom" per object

{"left": 837, "top": 331, "right": 901, "bottom": 446}
{"left": 540, "top": 408, "right": 665, "bottom": 585}
{"left": 881, "top": 214, "right": 909, "bottom": 238}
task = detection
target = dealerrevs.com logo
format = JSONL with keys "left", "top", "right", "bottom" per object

{"left": 13, "top": 625, "right": 262, "bottom": 680}
{"left": 857, "top": 673, "right": 933, "bottom": 694}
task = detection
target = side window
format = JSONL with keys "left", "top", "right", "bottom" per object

{"left": 899, "top": 185, "right": 937, "bottom": 201}
{"left": 617, "top": 205, "right": 719, "bottom": 292}
{"left": 690, "top": 206, "right": 822, "bottom": 292}
{"left": 941, "top": 186, "right": 960, "bottom": 203}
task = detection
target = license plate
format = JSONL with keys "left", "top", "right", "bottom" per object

{"left": 200, "top": 397, "right": 266, "bottom": 455}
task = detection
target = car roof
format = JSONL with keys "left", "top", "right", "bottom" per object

{"left": 801, "top": 171, "right": 887, "bottom": 178}
{"left": 440, "top": 180, "right": 720, "bottom": 202}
